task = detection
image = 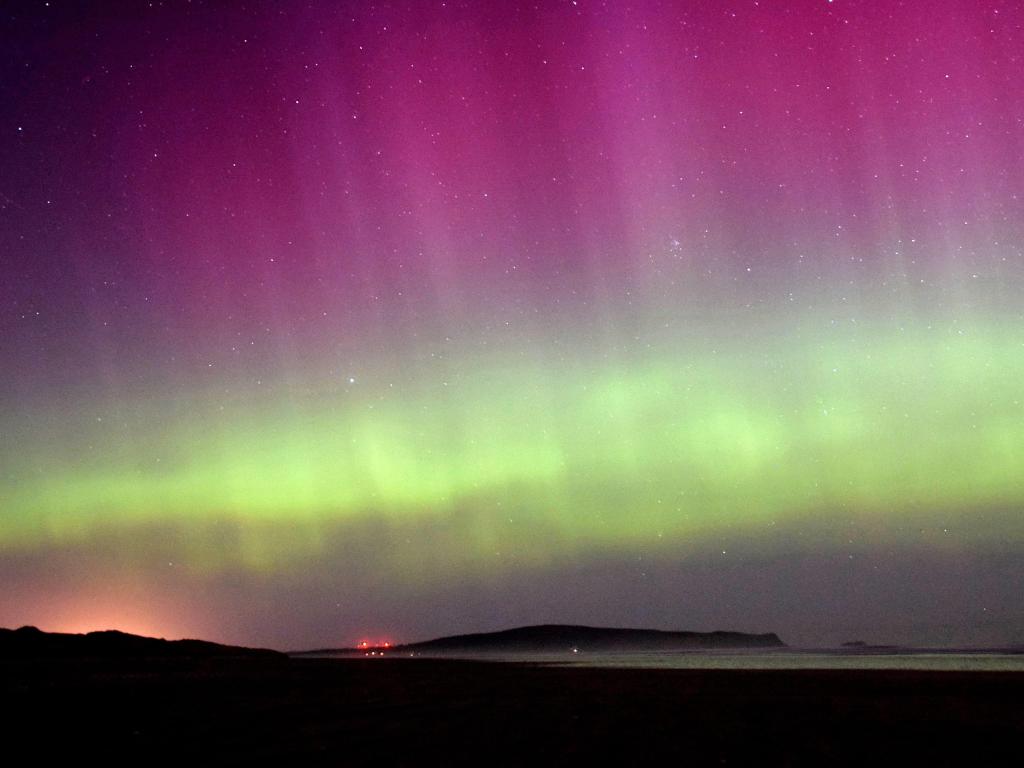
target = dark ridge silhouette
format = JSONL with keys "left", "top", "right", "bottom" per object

{"left": 403, "top": 624, "right": 786, "bottom": 652}
{"left": 296, "top": 624, "right": 785, "bottom": 655}
{"left": 0, "top": 625, "right": 283, "bottom": 659}
{"left": 841, "top": 641, "right": 901, "bottom": 652}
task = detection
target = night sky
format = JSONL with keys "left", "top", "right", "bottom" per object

{"left": 2, "top": 0, "right": 1023, "bottom": 650}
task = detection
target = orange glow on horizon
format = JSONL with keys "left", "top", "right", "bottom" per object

{"left": 43, "top": 608, "right": 196, "bottom": 640}
{"left": 1, "top": 583, "right": 205, "bottom": 642}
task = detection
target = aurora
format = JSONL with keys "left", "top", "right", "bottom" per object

{"left": 1, "top": 0, "right": 1022, "bottom": 649}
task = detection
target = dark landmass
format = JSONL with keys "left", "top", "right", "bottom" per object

{"left": 2, "top": 654, "right": 1021, "bottom": 766}
{"left": 404, "top": 623, "right": 786, "bottom": 652}
{"left": 0, "top": 625, "right": 283, "bottom": 659}
{"left": 841, "top": 640, "right": 901, "bottom": 651}
{"left": 295, "top": 623, "right": 785, "bottom": 655}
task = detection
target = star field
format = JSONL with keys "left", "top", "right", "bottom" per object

{"left": 1, "top": 0, "right": 1023, "bottom": 648}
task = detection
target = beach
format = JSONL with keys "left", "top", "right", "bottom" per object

{"left": 3, "top": 656, "right": 1022, "bottom": 765}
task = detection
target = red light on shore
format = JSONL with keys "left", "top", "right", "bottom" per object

{"left": 356, "top": 639, "right": 393, "bottom": 651}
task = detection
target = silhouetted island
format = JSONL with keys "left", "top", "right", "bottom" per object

{"left": 841, "top": 640, "right": 901, "bottom": 652}
{"left": 297, "top": 624, "right": 785, "bottom": 655}
{"left": 0, "top": 625, "right": 283, "bottom": 659}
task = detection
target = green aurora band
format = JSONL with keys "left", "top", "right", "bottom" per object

{"left": 4, "top": 319, "right": 1022, "bottom": 575}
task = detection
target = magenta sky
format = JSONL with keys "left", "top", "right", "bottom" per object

{"left": 2, "top": 1, "right": 1023, "bottom": 649}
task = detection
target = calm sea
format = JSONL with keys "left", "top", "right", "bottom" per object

{"left": 553, "top": 650, "right": 1024, "bottom": 671}
{"left": 322, "top": 649, "right": 1024, "bottom": 671}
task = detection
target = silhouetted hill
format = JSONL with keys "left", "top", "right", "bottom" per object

{"left": 841, "top": 641, "right": 900, "bottom": 651}
{"left": 0, "top": 626, "right": 283, "bottom": 659}
{"left": 402, "top": 624, "right": 785, "bottom": 652}
{"left": 298, "top": 624, "right": 785, "bottom": 654}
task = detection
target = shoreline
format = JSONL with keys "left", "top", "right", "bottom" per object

{"left": 4, "top": 655, "right": 1022, "bottom": 764}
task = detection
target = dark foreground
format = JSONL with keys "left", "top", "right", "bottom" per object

{"left": 3, "top": 656, "right": 1022, "bottom": 766}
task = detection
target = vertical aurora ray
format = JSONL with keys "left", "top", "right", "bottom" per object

{"left": 1, "top": 0, "right": 1023, "bottom": 647}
